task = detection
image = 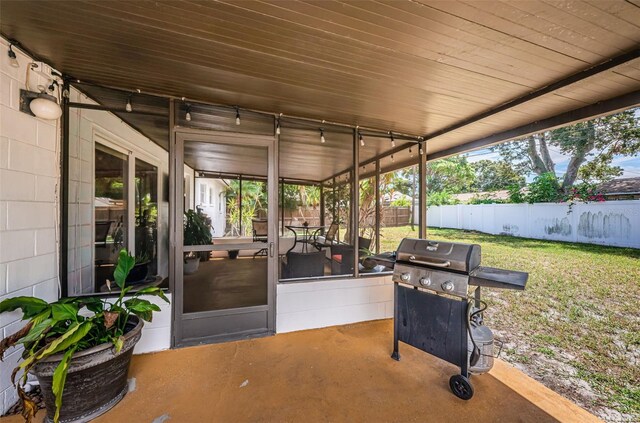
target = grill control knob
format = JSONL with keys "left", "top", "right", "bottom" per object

{"left": 400, "top": 273, "right": 411, "bottom": 282}
{"left": 419, "top": 277, "right": 431, "bottom": 287}
{"left": 442, "top": 281, "right": 454, "bottom": 292}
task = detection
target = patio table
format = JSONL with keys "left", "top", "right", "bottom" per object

{"left": 285, "top": 224, "right": 325, "bottom": 254}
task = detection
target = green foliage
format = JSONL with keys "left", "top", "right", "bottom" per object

{"left": 426, "top": 156, "right": 475, "bottom": 194}
{"left": 470, "top": 160, "right": 526, "bottom": 192}
{"left": 0, "top": 250, "right": 170, "bottom": 423}
{"left": 524, "top": 172, "right": 561, "bottom": 203}
{"left": 390, "top": 197, "right": 411, "bottom": 207}
{"left": 183, "top": 209, "right": 213, "bottom": 246}
{"left": 427, "top": 191, "right": 459, "bottom": 206}
{"left": 507, "top": 184, "right": 526, "bottom": 204}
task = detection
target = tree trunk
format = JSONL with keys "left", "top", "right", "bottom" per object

{"left": 538, "top": 133, "right": 555, "bottom": 174}
{"left": 527, "top": 136, "right": 550, "bottom": 175}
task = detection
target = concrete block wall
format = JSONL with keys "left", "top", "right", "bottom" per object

{"left": 276, "top": 275, "right": 394, "bottom": 333}
{"left": 0, "top": 39, "right": 61, "bottom": 413}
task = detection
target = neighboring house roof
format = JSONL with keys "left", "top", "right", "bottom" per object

{"left": 597, "top": 177, "right": 640, "bottom": 195}
{"left": 452, "top": 190, "right": 510, "bottom": 203}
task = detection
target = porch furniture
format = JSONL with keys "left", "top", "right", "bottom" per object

{"left": 99, "top": 274, "right": 164, "bottom": 293}
{"left": 286, "top": 224, "right": 325, "bottom": 254}
{"left": 282, "top": 250, "right": 325, "bottom": 279}
{"left": 330, "top": 244, "right": 355, "bottom": 276}
{"left": 252, "top": 218, "right": 268, "bottom": 258}
{"left": 358, "top": 236, "right": 372, "bottom": 256}
{"left": 312, "top": 222, "right": 339, "bottom": 251}
{"left": 95, "top": 220, "right": 113, "bottom": 246}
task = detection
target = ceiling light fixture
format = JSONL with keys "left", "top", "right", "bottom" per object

{"left": 125, "top": 94, "right": 132, "bottom": 112}
{"left": 390, "top": 132, "right": 396, "bottom": 148}
{"left": 320, "top": 128, "right": 325, "bottom": 143}
{"left": 185, "top": 104, "right": 192, "bottom": 122}
{"left": 235, "top": 107, "right": 241, "bottom": 125}
{"left": 276, "top": 117, "right": 281, "bottom": 135}
{"left": 419, "top": 143, "right": 424, "bottom": 155}
{"left": 7, "top": 43, "right": 19, "bottom": 68}
{"left": 359, "top": 132, "right": 365, "bottom": 147}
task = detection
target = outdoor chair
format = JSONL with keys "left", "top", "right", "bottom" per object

{"left": 330, "top": 244, "right": 355, "bottom": 275}
{"left": 252, "top": 218, "right": 268, "bottom": 258}
{"left": 312, "top": 222, "right": 339, "bottom": 250}
{"left": 358, "top": 236, "right": 372, "bottom": 256}
{"left": 283, "top": 250, "right": 325, "bottom": 279}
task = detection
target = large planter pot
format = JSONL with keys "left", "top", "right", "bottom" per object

{"left": 31, "top": 316, "right": 143, "bottom": 423}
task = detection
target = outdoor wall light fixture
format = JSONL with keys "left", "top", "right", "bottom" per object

{"left": 390, "top": 132, "right": 396, "bottom": 148}
{"left": 359, "top": 132, "right": 365, "bottom": 147}
{"left": 276, "top": 117, "right": 281, "bottom": 135}
{"left": 185, "top": 104, "right": 192, "bottom": 122}
{"left": 235, "top": 107, "right": 241, "bottom": 125}
{"left": 19, "top": 89, "right": 62, "bottom": 120}
{"left": 7, "top": 43, "right": 19, "bottom": 68}
{"left": 320, "top": 128, "right": 325, "bottom": 143}
{"left": 125, "top": 94, "right": 132, "bottom": 112}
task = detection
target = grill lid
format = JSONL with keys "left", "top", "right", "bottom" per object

{"left": 395, "top": 238, "right": 481, "bottom": 273}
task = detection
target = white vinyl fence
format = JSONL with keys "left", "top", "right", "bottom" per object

{"left": 421, "top": 200, "right": 640, "bottom": 248}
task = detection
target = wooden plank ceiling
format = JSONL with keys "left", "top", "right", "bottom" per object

{"left": 2, "top": 0, "right": 639, "bottom": 159}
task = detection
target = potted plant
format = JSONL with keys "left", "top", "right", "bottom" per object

{"left": 183, "top": 251, "right": 200, "bottom": 274}
{"left": 0, "top": 250, "right": 169, "bottom": 423}
{"left": 184, "top": 209, "right": 213, "bottom": 262}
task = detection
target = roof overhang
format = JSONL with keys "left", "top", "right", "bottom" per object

{"left": 2, "top": 0, "right": 639, "bottom": 172}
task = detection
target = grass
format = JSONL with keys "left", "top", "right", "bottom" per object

{"left": 379, "top": 226, "right": 640, "bottom": 421}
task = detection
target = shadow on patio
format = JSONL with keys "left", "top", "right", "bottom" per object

{"left": 4, "top": 320, "right": 599, "bottom": 423}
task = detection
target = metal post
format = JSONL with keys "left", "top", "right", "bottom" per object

{"left": 280, "top": 178, "right": 285, "bottom": 236}
{"left": 332, "top": 177, "right": 336, "bottom": 241}
{"left": 319, "top": 182, "right": 325, "bottom": 230}
{"left": 60, "top": 78, "right": 70, "bottom": 297}
{"left": 168, "top": 98, "right": 177, "bottom": 345}
{"left": 418, "top": 142, "right": 427, "bottom": 238}
{"left": 238, "top": 175, "right": 243, "bottom": 236}
{"left": 353, "top": 129, "right": 359, "bottom": 278}
{"left": 374, "top": 159, "right": 380, "bottom": 254}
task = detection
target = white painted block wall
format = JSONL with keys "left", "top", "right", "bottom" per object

{"left": 0, "top": 39, "right": 61, "bottom": 413}
{"left": 276, "top": 275, "right": 394, "bottom": 333}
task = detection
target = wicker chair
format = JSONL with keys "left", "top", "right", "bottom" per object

{"left": 330, "top": 244, "right": 355, "bottom": 276}
{"left": 312, "top": 222, "right": 339, "bottom": 250}
{"left": 283, "top": 250, "right": 325, "bottom": 279}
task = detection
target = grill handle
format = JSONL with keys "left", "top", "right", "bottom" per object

{"left": 408, "top": 255, "right": 451, "bottom": 268}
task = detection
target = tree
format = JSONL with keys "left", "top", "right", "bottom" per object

{"left": 493, "top": 109, "right": 639, "bottom": 190}
{"left": 470, "top": 160, "right": 525, "bottom": 192}
{"left": 426, "top": 156, "right": 475, "bottom": 194}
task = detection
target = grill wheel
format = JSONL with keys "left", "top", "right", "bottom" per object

{"left": 449, "top": 375, "right": 474, "bottom": 400}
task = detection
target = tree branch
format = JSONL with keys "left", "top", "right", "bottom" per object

{"left": 538, "top": 133, "right": 556, "bottom": 174}
{"left": 527, "top": 136, "right": 549, "bottom": 175}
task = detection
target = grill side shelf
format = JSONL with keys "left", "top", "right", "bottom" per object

{"left": 469, "top": 267, "right": 528, "bottom": 290}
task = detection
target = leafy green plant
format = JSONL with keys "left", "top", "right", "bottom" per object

{"left": 427, "top": 191, "right": 459, "bottom": 206}
{"left": 184, "top": 209, "right": 212, "bottom": 246}
{"left": 0, "top": 250, "right": 169, "bottom": 423}
{"left": 507, "top": 184, "right": 526, "bottom": 204}
{"left": 524, "top": 172, "right": 561, "bottom": 203}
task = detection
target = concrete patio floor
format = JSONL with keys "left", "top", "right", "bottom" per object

{"left": 3, "top": 319, "right": 599, "bottom": 423}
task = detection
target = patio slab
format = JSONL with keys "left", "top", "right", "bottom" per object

{"left": 2, "top": 319, "right": 599, "bottom": 422}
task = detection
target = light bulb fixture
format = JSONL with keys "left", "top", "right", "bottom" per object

{"left": 359, "top": 132, "right": 365, "bottom": 147}
{"left": 19, "top": 89, "right": 62, "bottom": 120}
{"left": 320, "top": 128, "right": 325, "bottom": 143}
{"left": 125, "top": 94, "right": 132, "bottom": 112}
{"left": 390, "top": 132, "right": 396, "bottom": 148}
{"left": 419, "top": 143, "right": 424, "bottom": 155}
{"left": 185, "top": 104, "right": 192, "bottom": 122}
{"left": 391, "top": 154, "right": 395, "bottom": 162}
{"left": 276, "top": 117, "right": 281, "bottom": 135}
{"left": 409, "top": 146, "right": 413, "bottom": 157}
{"left": 7, "top": 43, "right": 19, "bottom": 68}
{"left": 235, "top": 107, "right": 241, "bottom": 125}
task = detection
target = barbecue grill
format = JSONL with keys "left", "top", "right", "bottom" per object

{"left": 391, "top": 238, "right": 528, "bottom": 400}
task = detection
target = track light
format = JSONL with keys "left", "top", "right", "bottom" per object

{"left": 8, "top": 44, "right": 19, "bottom": 68}
{"left": 235, "top": 107, "right": 241, "bottom": 125}
{"left": 125, "top": 95, "right": 132, "bottom": 112}
{"left": 185, "top": 105, "right": 192, "bottom": 122}
{"left": 390, "top": 132, "right": 395, "bottom": 148}
{"left": 320, "top": 128, "right": 325, "bottom": 143}
{"left": 359, "top": 133, "right": 365, "bottom": 147}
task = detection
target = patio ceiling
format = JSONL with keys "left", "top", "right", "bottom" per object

{"left": 2, "top": 1, "right": 639, "bottom": 159}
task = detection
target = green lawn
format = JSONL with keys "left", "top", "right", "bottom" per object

{"left": 379, "top": 226, "right": 640, "bottom": 421}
